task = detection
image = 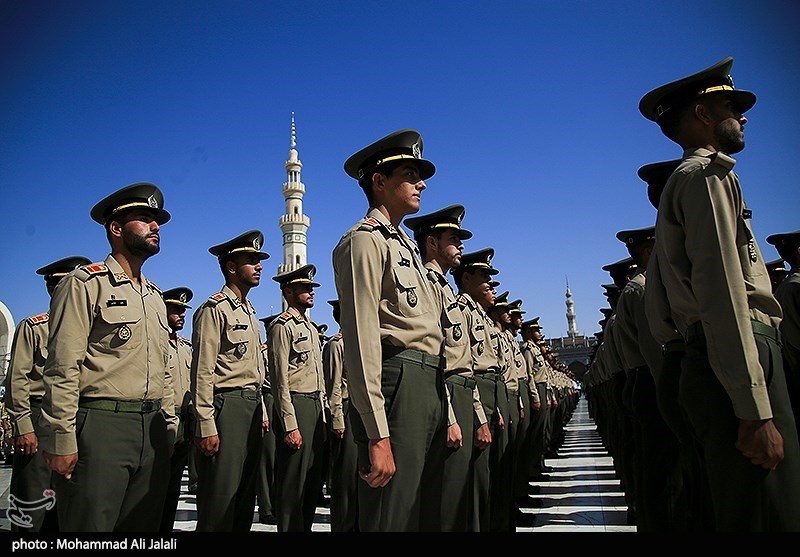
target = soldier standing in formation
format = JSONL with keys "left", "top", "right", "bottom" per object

{"left": 333, "top": 129, "right": 446, "bottom": 532}
{"left": 256, "top": 314, "right": 280, "bottom": 525}
{"left": 41, "top": 183, "right": 177, "bottom": 532}
{"left": 191, "top": 230, "right": 269, "bottom": 531}
{"left": 4, "top": 256, "right": 90, "bottom": 532}
{"left": 159, "top": 287, "right": 194, "bottom": 533}
{"left": 267, "top": 264, "right": 327, "bottom": 532}
{"left": 641, "top": 57, "right": 800, "bottom": 531}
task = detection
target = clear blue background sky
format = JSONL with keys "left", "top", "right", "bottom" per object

{"left": 2, "top": 0, "right": 798, "bottom": 340}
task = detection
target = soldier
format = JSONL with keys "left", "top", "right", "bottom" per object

{"left": 486, "top": 291, "right": 514, "bottom": 531}
{"left": 191, "top": 230, "right": 269, "bottom": 531}
{"left": 267, "top": 264, "right": 327, "bottom": 532}
{"left": 403, "top": 204, "right": 487, "bottom": 531}
{"left": 641, "top": 57, "right": 800, "bottom": 530}
{"left": 4, "top": 255, "right": 90, "bottom": 532}
{"left": 452, "top": 249, "right": 503, "bottom": 531}
{"left": 323, "top": 299, "right": 359, "bottom": 532}
{"left": 766, "top": 259, "right": 788, "bottom": 294}
{"left": 256, "top": 314, "right": 280, "bottom": 525}
{"left": 766, "top": 231, "right": 800, "bottom": 437}
{"left": 333, "top": 129, "right": 445, "bottom": 532}
{"left": 40, "top": 183, "right": 177, "bottom": 532}
{"left": 159, "top": 287, "right": 194, "bottom": 533}
{"left": 520, "top": 319, "right": 548, "bottom": 481}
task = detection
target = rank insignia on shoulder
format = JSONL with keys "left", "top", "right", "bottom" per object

{"left": 27, "top": 313, "right": 49, "bottom": 325}
{"left": 211, "top": 292, "right": 226, "bottom": 301}
{"left": 233, "top": 323, "right": 248, "bottom": 330}
{"left": 335, "top": 332, "right": 342, "bottom": 339}
{"left": 280, "top": 312, "right": 291, "bottom": 319}
{"left": 106, "top": 299, "right": 127, "bottom": 307}
{"left": 114, "top": 272, "right": 129, "bottom": 282}
{"left": 260, "top": 343, "right": 267, "bottom": 351}
{"left": 363, "top": 217, "right": 379, "bottom": 226}
{"left": 84, "top": 264, "right": 108, "bottom": 275}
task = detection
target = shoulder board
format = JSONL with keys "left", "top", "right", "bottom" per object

{"left": 27, "top": 313, "right": 49, "bottom": 326}
{"left": 457, "top": 293, "right": 469, "bottom": 305}
{"left": 357, "top": 216, "right": 390, "bottom": 236}
{"left": 271, "top": 312, "right": 292, "bottom": 326}
{"left": 179, "top": 336, "right": 191, "bottom": 346}
{"left": 74, "top": 263, "right": 109, "bottom": 281}
{"left": 708, "top": 152, "right": 735, "bottom": 172}
{"left": 147, "top": 279, "right": 162, "bottom": 294}
{"left": 207, "top": 292, "right": 226, "bottom": 305}
{"left": 260, "top": 343, "right": 268, "bottom": 352}
{"left": 334, "top": 332, "right": 343, "bottom": 340}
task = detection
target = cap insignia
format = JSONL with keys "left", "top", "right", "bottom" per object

{"left": 147, "top": 195, "right": 158, "bottom": 208}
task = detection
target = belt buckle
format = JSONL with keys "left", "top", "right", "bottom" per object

{"left": 141, "top": 400, "right": 155, "bottom": 413}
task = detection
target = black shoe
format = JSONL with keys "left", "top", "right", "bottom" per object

{"left": 515, "top": 511, "right": 536, "bottom": 527}
{"left": 540, "top": 464, "right": 554, "bottom": 473}
{"left": 517, "top": 496, "right": 543, "bottom": 508}
{"left": 187, "top": 482, "right": 197, "bottom": 495}
{"left": 259, "top": 514, "right": 277, "bottom": 525}
{"left": 528, "top": 484, "right": 542, "bottom": 494}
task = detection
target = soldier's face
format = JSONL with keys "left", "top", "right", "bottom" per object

{"left": 500, "top": 310, "right": 511, "bottom": 325}
{"left": 230, "top": 253, "right": 262, "bottom": 287}
{"left": 433, "top": 230, "right": 465, "bottom": 270}
{"left": 380, "top": 163, "right": 426, "bottom": 216}
{"left": 511, "top": 314, "right": 523, "bottom": 329}
{"left": 288, "top": 284, "right": 315, "bottom": 309}
{"left": 708, "top": 96, "right": 747, "bottom": 154}
{"left": 465, "top": 269, "right": 494, "bottom": 308}
{"left": 118, "top": 210, "right": 160, "bottom": 258}
{"left": 167, "top": 304, "right": 185, "bottom": 331}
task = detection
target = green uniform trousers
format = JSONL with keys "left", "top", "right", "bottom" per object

{"left": 274, "top": 392, "right": 325, "bottom": 532}
{"left": 529, "top": 383, "right": 548, "bottom": 476}
{"left": 9, "top": 401, "right": 58, "bottom": 532}
{"left": 195, "top": 389, "right": 262, "bottom": 532}
{"left": 256, "top": 390, "right": 277, "bottom": 519}
{"left": 53, "top": 405, "right": 169, "bottom": 532}
{"left": 329, "top": 398, "right": 359, "bottom": 532}
{"left": 514, "top": 382, "right": 533, "bottom": 499}
{"left": 351, "top": 349, "right": 445, "bottom": 532}
{"left": 490, "top": 381, "right": 513, "bottom": 532}
{"left": 681, "top": 323, "right": 800, "bottom": 532}
{"left": 160, "top": 405, "right": 195, "bottom": 532}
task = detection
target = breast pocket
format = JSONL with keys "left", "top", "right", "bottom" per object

{"left": 443, "top": 304, "right": 468, "bottom": 348}
{"left": 738, "top": 215, "right": 766, "bottom": 279}
{"left": 97, "top": 305, "right": 141, "bottom": 349}
{"left": 291, "top": 338, "right": 313, "bottom": 366}
{"left": 224, "top": 327, "right": 250, "bottom": 359}
{"left": 392, "top": 266, "right": 425, "bottom": 317}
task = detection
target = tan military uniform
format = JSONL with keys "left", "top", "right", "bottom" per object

{"left": 324, "top": 333, "right": 349, "bottom": 431}
{"left": 333, "top": 208, "right": 443, "bottom": 440}
{"left": 169, "top": 336, "right": 193, "bottom": 410}
{"left": 776, "top": 269, "right": 800, "bottom": 384}
{"left": 333, "top": 208, "right": 445, "bottom": 532}
{"left": 191, "top": 285, "right": 263, "bottom": 437}
{"left": 41, "top": 255, "right": 176, "bottom": 532}
{"left": 4, "top": 312, "right": 58, "bottom": 532}
{"left": 190, "top": 284, "right": 264, "bottom": 532}
{"left": 647, "top": 147, "right": 800, "bottom": 531}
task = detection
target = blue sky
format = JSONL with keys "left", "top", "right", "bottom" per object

{"left": 2, "top": 0, "right": 798, "bottom": 341}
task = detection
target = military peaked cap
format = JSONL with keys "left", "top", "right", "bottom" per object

{"left": 404, "top": 204, "right": 473, "bottom": 241}
{"left": 272, "top": 264, "right": 320, "bottom": 287}
{"left": 162, "top": 287, "right": 194, "bottom": 309}
{"left": 344, "top": 129, "right": 435, "bottom": 181}
{"left": 209, "top": 230, "right": 270, "bottom": 261}
{"left": 90, "top": 182, "right": 170, "bottom": 225}
{"left": 638, "top": 159, "right": 681, "bottom": 209}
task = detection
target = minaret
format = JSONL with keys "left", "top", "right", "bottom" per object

{"left": 565, "top": 276, "right": 578, "bottom": 338}
{"left": 278, "top": 113, "right": 311, "bottom": 309}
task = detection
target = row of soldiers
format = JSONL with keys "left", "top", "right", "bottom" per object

{"left": 3, "top": 148, "right": 579, "bottom": 532}
{"left": 584, "top": 56, "right": 800, "bottom": 532}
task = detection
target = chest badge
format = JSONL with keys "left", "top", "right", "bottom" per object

{"left": 407, "top": 288, "right": 418, "bottom": 307}
{"left": 477, "top": 341, "right": 484, "bottom": 355}
{"left": 453, "top": 323, "right": 463, "bottom": 341}
{"left": 235, "top": 342, "right": 247, "bottom": 357}
{"left": 298, "top": 352, "right": 309, "bottom": 363}
{"left": 118, "top": 325, "right": 132, "bottom": 342}
{"left": 748, "top": 240, "right": 758, "bottom": 263}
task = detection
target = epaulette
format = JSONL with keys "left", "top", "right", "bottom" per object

{"left": 27, "top": 313, "right": 49, "bottom": 326}
{"left": 357, "top": 216, "right": 390, "bottom": 237}
{"left": 334, "top": 332, "right": 342, "bottom": 340}
{"left": 147, "top": 279, "right": 162, "bottom": 294}
{"left": 260, "top": 343, "right": 268, "bottom": 352}
{"left": 74, "top": 263, "right": 109, "bottom": 281}
{"left": 179, "top": 336, "right": 191, "bottom": 346}
{"left": 207, "top": 292, "right": 227, "bottom": 305}
{"left": 457, "top": 293, "right": 470, "bottom": 306}
{"left": 708, "top": 152, "right": 735, "bottom": 173}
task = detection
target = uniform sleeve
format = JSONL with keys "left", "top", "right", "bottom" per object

{"left": 160, "top": 343, "right": 178, "bottom": 445}
{"left": 644, "top": 251, "right": 682, "bottom": 345}
{"left": 191, "top": 305, "right": 222, "bottom": 438}
{"left": 615, "top": 286, "right": 646, "bottom": 371}
{"left": 681, "top": 167, "right": 771, "bottom": 420}
{"left": 325, "top": 341, "right": 346, "bottom": 430}
{"left": 4, "top": 322, "right": 36, "bottom": 436}
{"left": 522, "top": 347, "right": 541, "bottom": 404}
{"left": 268, "top": 322, "right": 298, "bottom": 432}
{"left": 40, "top": 276, "right": 92, "bottom": 455}
{"left": 333, "top": 231, "right": 389, "bottom": 439}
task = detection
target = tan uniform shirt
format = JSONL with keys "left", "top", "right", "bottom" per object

{"left": 4, "top": 312, "right": 48, "bottom": 436}
{"left": 643, "top": 250, "right": 683, "bottom": 346}
{"left": 424, "top": 263, "right": 486, "bottom": 427}
{"left": 615, "top": 272, "right": 663, "bottom": 375}
{"left": 457, "top": 293, "right": 500, "bottom": 376}
{"left": 648, "top": 147, "right": 782, "bottom": 420}
{"left": 41, "top": 255, "right": 177, "bottom": 454}
{"left": 333, "top": 208, "right": 444, "bottom": 440}
{"left": 323, "top": 333, "right": 348, "bottom": 431}
{"left": 191, "top": 285, "right": 264, "bottom": 438}
{"left": 267, "top": 306, "right": 325, "bottom": 432}
{"left": 520, "top": 340, "right": 545, "bottom": 404}
{"left": 503, "top": 330, "right": 523, "bottom": 393}
{"left": 601, "top": 315, "right": 624, "bottom": 380}
{"left": 776, "top": 270, "right": 800, "bottom": 374}
{"left": 168, "top": 336, "right": 192, "bottom": 410}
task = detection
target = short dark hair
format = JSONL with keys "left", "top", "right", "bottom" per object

{"left": 415, "top": 228, "right": 446, "bottom": 260}
{"left": 358, "top": 160, "right": 406, "bottom": 206}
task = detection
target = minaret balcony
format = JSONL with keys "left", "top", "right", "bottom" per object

{"left": 282, "top": 181, "right": 305, "bottom": 195}
{"left": 279, "top": 214, "right": 310, "bottom": 227}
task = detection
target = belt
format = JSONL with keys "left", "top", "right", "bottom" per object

{"left": 685, "top": 320, "right": 781, "bottom": 344}
{"left": 290, "top": 391, "right": 322, "bottom": 400}
{"left": 214, "top": 387, "right": 261, "bottom": 400}
{"left": 474, "top": 370, "right": 501, "bottom": 381}
{"left": 445, "top": 374, "right": 477, "bottom": 390}
{"left": 382, "top": 345, "right": 444, "bottom": 370}
{"left": 663, "top": 339, "right": 685, "bottom": 354}
{"left": 78, "top": 398, "right": 161, "bottom": 413}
